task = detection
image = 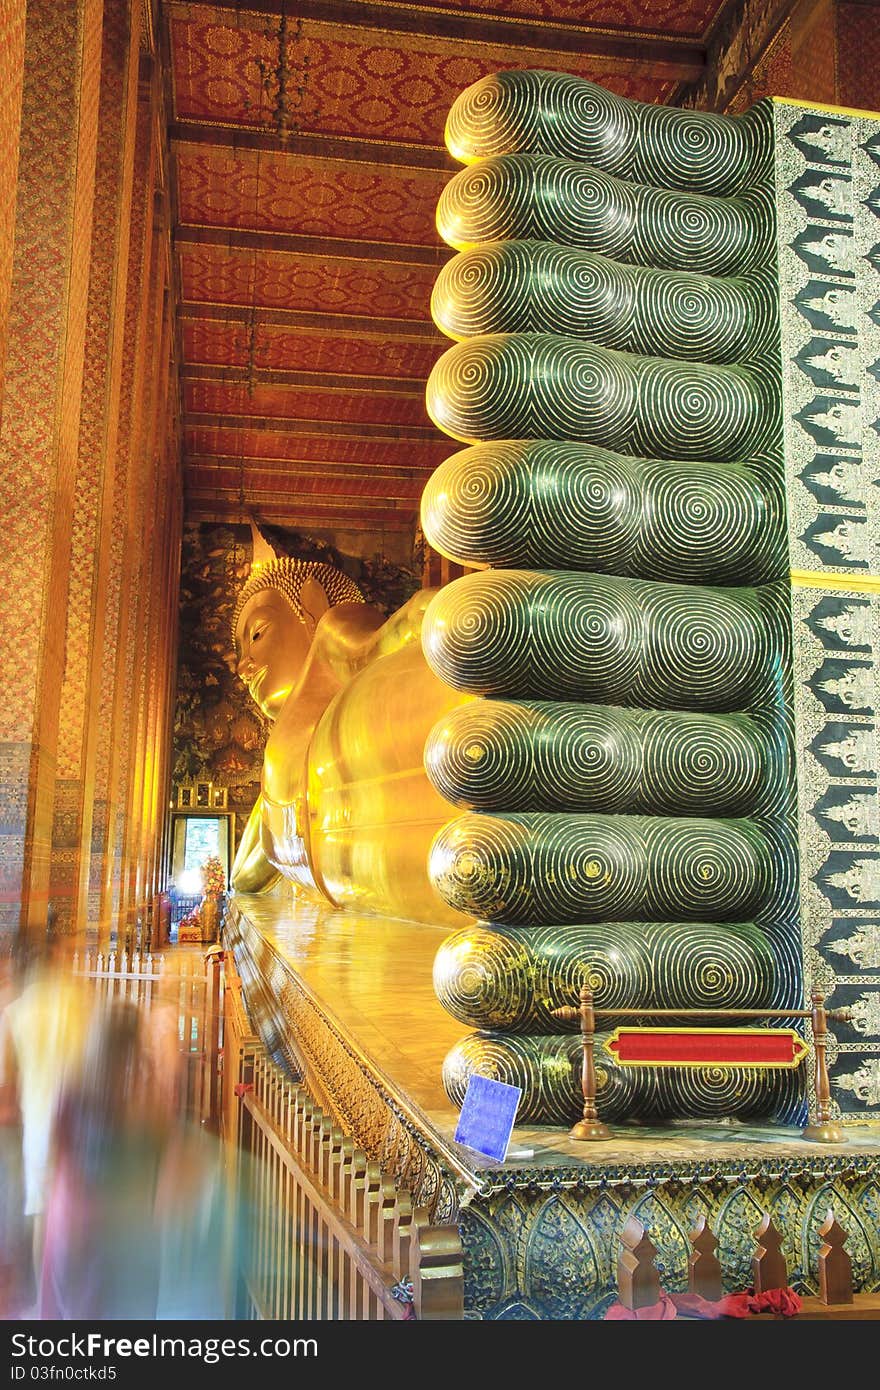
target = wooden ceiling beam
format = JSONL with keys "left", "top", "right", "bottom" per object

{"left": 171, "top": 121, "right": 456, "bottom": 168}
{"left": 182, "top": 364, "right": 426, "bottom": 394}
{"left": 180, "top": 302, "right": 442, "bottom": 338}
{"left": 186, "top": 506, "right": 416, "bottom": 531}
{"left": 184, "top": 412, "right": 442, "bottom": 440}
{"left": 187, "top": 483, "right": 423, "bottom": 504}
{"left": 185, "top": 491, "right": 418, "bottom": 520}
{"left": 170, "top": 0, "right": 706, "bottom": 78}
{"left": 175, "top": 224, "right": 448, "bottom": 266}
{"left": 187, "top": 454, "right": 433, "bottom": 478}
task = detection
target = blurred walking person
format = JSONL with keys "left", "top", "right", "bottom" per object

{"left": 0, "top": 927, "right": 94, "bottom": 1304}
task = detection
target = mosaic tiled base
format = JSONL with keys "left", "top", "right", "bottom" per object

{"left": 461, "top": 1165, "right": 880, "bottom": 1319}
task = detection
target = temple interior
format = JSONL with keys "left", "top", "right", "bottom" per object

{"left": 2, "top": 0, "right": 880, "bottom": 1327}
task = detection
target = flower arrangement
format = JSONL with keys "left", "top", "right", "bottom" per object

{"left": 177, "top": 906, "right": 203, "bottom": 942}
{"left": 200, "top": 855, "right": 226, "bottom": 896}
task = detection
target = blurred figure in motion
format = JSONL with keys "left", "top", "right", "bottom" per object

{"left": 39, "top": 1001, "right": 165, "bottom": 1318}
{"left": 0, "top": 926, "right": 94, "bottom": 1305}
{"left": 39, "top": 999, "right": 239, "bottom": 1320}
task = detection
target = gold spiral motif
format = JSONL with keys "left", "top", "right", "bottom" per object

{"left": 444, "top": 70, "right": 772, "bottom": 197}
{"left": 442, "top": 1032, "right": 803, "bottom": 1125}
{"left": 420, "top": 441, "right": 784, "bottom": 584}
{"left": 433, "top": 921, "right": 777, "bottom": 1031}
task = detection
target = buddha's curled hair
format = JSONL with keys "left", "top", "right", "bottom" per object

{"left": 231, "top": 557, "right": 365, "bottom": 641}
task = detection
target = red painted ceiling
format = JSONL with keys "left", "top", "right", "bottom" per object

{"left": 166, "top": 0, "right": 726, "bottom": 537}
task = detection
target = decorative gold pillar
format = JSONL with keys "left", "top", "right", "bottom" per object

{"left": 94, "top": 68, "right": 157, "bottom": 946}
{"left": 0, "top": 0, "right": 26, "bottom": 421}
{"left": 0, "top": 0, "right": 104, "bottom": 942}
{"left": 48, "top": 0, "right": 142, "bottom": 940}
{"left": 117, "top": 197, "right": 169, "bottom": 941}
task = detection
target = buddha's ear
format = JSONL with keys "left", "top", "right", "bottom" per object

{"left": 300, "top": 575, "right": 331, "bottom": 637}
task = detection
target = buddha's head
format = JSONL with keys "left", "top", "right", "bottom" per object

{"left": 232, "top": 526, "right": 364, "bottom": 720}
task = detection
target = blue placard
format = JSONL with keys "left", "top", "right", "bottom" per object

{"left": 453, "top": 1073, "right": 522, "bottom": 1162}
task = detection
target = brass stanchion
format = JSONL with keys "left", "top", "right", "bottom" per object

{"left": 551, "top": 983, "right": 612, "bottom": 1142}
{"left": 551, "top": 977, "right": 851, "bottom": 1145}
{"left": 803, "top": 990, "right": 847, "bottom": 1144}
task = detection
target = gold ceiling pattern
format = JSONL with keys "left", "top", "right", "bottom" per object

{"left": 165, "top": 0, "right": 729, "bottom": 536}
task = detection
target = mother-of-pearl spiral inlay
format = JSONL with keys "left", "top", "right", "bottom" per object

{"left": 425, "top": 701, "right": 772, "bottom": 817}
{"left": 424, "top": 69, "right": 801, "bottom": 1125}
{"left": 438, "top": 157, "right": 774, "bottom": 278}
{"left": 426, "top": 334, "right": 775, "bottom": 462}
{"left": 445, "top": 70, "right": 772, "bottom": 197}
{"left": 432, "top": 243, "right": 775, "bottom": 364}
{"left": 433, "top": 921, "right": 778, "bottom": 1031}
{"left": 429, "top": 811, "right": 773, "bottom": 925}
{"left": 420, "top": 441, "right": 785, "bottom": 583}
{"left": 422, "top": 570, "right": 782, "bottom": 712}
{"left": 442, "top": 1032, "right": 803, "bottom": 1125}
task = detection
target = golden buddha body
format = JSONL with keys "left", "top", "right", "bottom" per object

{"left": 230, "top": 538, "right": 469, "bottom": 927}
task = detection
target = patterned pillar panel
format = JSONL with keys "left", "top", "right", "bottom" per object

{"left": 49, "top": 0, "right": 141, "bottom": 937}
{"left": 95, "top": 78, "right": 156, "bottom": 941}
{"left": 774, "top": 96, "right": 880, "bottom": 1121}
{"left": 0, "top": 0, "right": 26, "bottom": 417}
{"left": 0, "top": 0, "right": 103, "bottom": 939}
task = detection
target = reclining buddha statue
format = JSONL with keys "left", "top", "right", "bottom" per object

{"left": 228, "top": 67, "right": 847, "bottom": 1128}
{"left": 230, "top": 526, "right": 471, "bottom": 927}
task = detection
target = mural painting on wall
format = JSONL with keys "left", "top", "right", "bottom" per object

{"left": 172, "top": 522, "right": 421, "bottom": 845}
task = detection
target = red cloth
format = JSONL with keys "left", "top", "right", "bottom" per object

{"left": 604, "top": 1287, "right": 802, "bottom": 1321}
{"left": 605, "top": 1291, "right": 679, "bottom": 1320}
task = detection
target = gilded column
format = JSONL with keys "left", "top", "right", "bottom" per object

{"left": 119, "top": 265, "right": 170, "bottom": 935}
{"left": 0, "top": 0, "right": 26, "bottom": 419}
{"left": 0, "top": 0, "right": 103, "bottom": 942}
{"left": 48, "top": 0, "right": 142, "bottom": 939}
{"left": 94, "top": 67, "right": 156, "bottom": 945}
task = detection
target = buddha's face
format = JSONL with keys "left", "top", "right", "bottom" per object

{"left": 235, "top": 589, "right": 312, "bottom": 720}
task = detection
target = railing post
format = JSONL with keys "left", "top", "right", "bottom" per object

{"left": 818, "top": 1211, "right": 853, "bottom": 1306}
{"left": 803, "top": 991, "right": 846, "bottom": 1144}
{"left": 375, "top": 1176, "right": 398, "bottom": 1263}
{"left": 688, "top": 1215, "right": 723, "bottom": 1302}
{"left": 349, "top": 1148, "right": 369, "bottom": 1228}
{"left": 322, "top": 1126, "right": 343, "bottom": 1191}
{"left": 618, "top": 1217, "right": 660, "bottom": 1311}
{"left": 362, "top": 1160, "right": 383, "bottom": 1244}
{"left": 205, "top": 947, "right": 223, "bottom": 1131}
{"left": 410, "top": 1222, "right": 464, "bottom": 1320}
{"left": 333, "top": 1136, "right": 354, "bottom": 1205}
{"left": 392, "top": 1191, "right": 415, "bottom": 1279}
{"left": 752, "top": 1215, "right": 788, "bottom": 1294}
